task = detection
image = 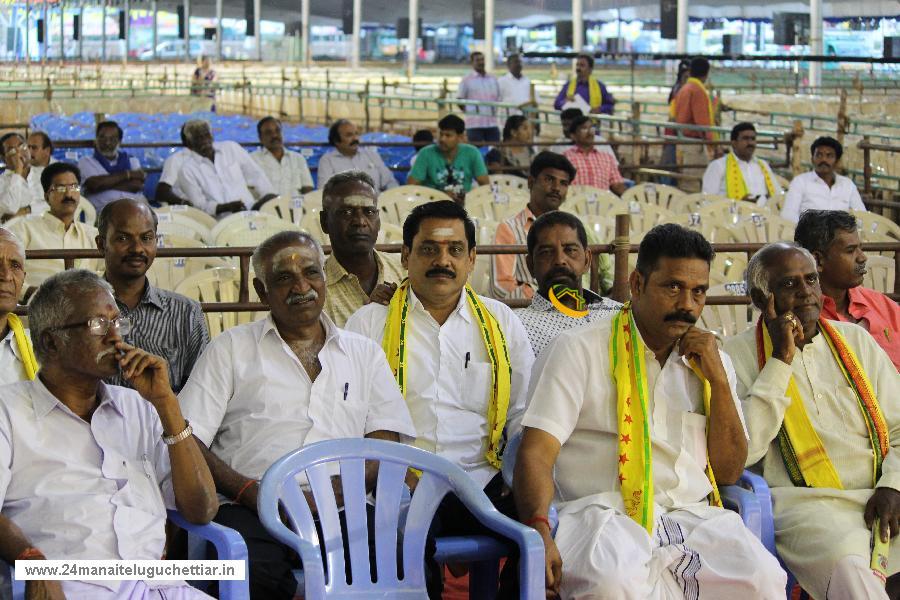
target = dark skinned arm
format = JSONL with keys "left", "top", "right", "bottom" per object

{"left": 82, "top": 170, "right": 144, "bottom": 194}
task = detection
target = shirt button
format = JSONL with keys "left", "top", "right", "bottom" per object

{"left": 815, "top": 393, "right": 823, "bottom": 400}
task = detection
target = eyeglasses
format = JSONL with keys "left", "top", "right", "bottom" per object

{"left": 50, "top": 316, "right": 132, "bottom": 337}
{"left": 50, "top": 183, "right": 81, "bottom": 194}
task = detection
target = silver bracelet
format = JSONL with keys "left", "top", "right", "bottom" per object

{"left": 162, "top": 421, "right": 193, "bottom": 446}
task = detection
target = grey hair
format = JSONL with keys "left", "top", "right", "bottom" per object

{"left": 745, "top": 242, "right": 817, "bottom": 310}
{"left": 0, "top": 227, "right": 26, "bottom": 261}
{"left": 182, "top": 119, "right": 211, "bottom": 146}
{"left": 321, "top": 170, "right": 377, "bottom": 210}
{"left": 29, "top": 269, "right": 114, "bottom": 363}
{"left": 251, "top": 230, "right": 326, "bottom": 284}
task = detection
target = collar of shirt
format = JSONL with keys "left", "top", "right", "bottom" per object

{"left": 258, "top": 310, "right": 347, "bottom": 355}
{"left": 40, "top": 210, "right": 75, "bottom": 232}
{"left": 407, "top": 285, "right": 472, "bottom": 325}
{"left": 1, "top": 326, "right": 21, "bottom": 362}
{"left": 570, "top": 146, "right": 599, "bottom": 157}
{"left": 822, "top": 286, "right": 883, "bottom": 322}
{"left": 324, "top": 251, "right": 386, "bottom": 285}
{"left": 185, "top": 143, "right": 224, "bottom": 167}
{"left": 31, "top": 377, "right": 124, "bottom": 420}
{"left": 111, "top": 278, "right": 165, "bottom": 312}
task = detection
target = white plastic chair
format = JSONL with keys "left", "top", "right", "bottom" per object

{"left": 259, "top": 195, "right": 305, "bottom": 225}
{"left": 488, "top": 174, "right": 529, "bottom": 191}
{"left": 216, "top": 221, "right": 301, "bottom": 247}
{"left": 566, "top": 188, "right": 625, "bottom": 218}
{"left": 155, "top": 204, "right": 218, "bottom": 231}
{"left": 853, "top": 210, "right": 900, "bottom": 243}
{"left": 667, "top": 193, "right": 727, "bottom": 215}
{"left": 700, "top": 283, "right": 754, "bottom": 338}
{"left": 156, "top": 211, "right": 213, "bottom": 243}
{"left": 77, "top": 197, "right": 96, "bottom": 226}
{"left": 210, "top": 211, "right": 285, "bottom": 245}
{"left": 732, "top": 214, "right": 795, "bottom": 244}
{"left": 623, "top": 204, "right": 675, "bottom": 240}
{"left": 465, "top": 186, "right": 530, "bottom": 222}
{"left": 620, "top": 183, "right": 685, "bottom": 210}
{"left": 299, "top": 207, "right": 326, "bottom": 244}
{"left": 173, "top": 266, "right": 262, "bottom": 337}
{"left": 378, "top": 222, "right": 404, "bottom": 244}
{"left": 862, "top": 255, "right": 896, "bottom": 294}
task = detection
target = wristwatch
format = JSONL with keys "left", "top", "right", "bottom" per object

{"left": 162, "top": 420, "right": 193, "bottom": 446}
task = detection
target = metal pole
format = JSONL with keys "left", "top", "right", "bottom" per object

{"left": 41, "top": 1, "right": 48, "bottom": 62}
{"left": 254, "top": 0, "right": 261, "bottom": 60}
{"left": 809, "top": 0, "right": 823, "bottom": 88}
{"left": 484, "top": 0, "right": 494, "bottom": 72}
{"left": 78, "top": 7, "right": 84, "bottom": 62}
{"left": 183, "top": 0, "right": 191, "bottom": 63}
{"left": 406, "top": 0, "right": 418, "bottom": 78}
{"left": 572, "top": 0, "right": 583, "bottom": 55}
{"left": 301, "top": 0, "right": 310, "bottom": 67}
{"left": 59, "top": 3, "right": 65, "bottom": 61}
{"left": 24, "top": 0, "right": 30, "bottom": 64}
{"left": 350, "top": 0, "right": 361, "bottom": 68}
{"left": 101, "top": 2, "right": 107, "bottom": 62}
{"left": 151, "top": 1, "right": 157, "bottom": 60}
{"left": 676, "top": 0, "right": 688, "bottom": 54}
{"left": 215, "top": 0, "right": 223, "bottom": 60}
{"left": 123, "top": 0, "right": 129, "bottom": 64}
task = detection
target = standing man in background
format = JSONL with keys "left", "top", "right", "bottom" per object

{"left": 457, "top": 51, "right": 502, "bottom": 143}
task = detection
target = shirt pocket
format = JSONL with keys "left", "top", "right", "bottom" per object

{"left": 680, "top": 412, "right": 709, "bottom": 470}
{"left": 327, "top": 381, "right": 369, "bottom": 438}
{"left": 461, "top": 362, "right": 492, "bottom": 415}
{"left": 123, "top": 454, "right": 166, "bottom": 518}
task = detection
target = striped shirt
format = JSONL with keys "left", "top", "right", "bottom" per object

{"left": 564, "top": 146, "right": 625, "bottom": 191}
{"left": 105, "top": 280, "right": 209, "bottom": 392}
{"left": 457, "top": 71, "right": 501, "bottom": 130}
{"left": 492, "top": 207, "right": 537, "bottom": 300}
{"left": 323, "top": 250, "right": 406, "bottom": 328}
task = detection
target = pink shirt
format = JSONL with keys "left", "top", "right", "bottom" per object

{"left": 821, "top": 286, "right": 900, "bottom": 371}
{"left": 564, "top": 146, "right": 624, "bottom": 190}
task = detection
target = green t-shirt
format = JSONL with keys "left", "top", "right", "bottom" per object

{"left": 409, "top": 143, "right": 488, "bottom": 192}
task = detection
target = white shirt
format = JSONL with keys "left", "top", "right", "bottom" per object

{"left": 522, "top": 317, "right": 747, "bottom": 509}
{"left": 252, "top": 147, "right": 314, "bottom": 199}
{"left": 0, "top": 327, "right": 29, "bottom": 385}
{"left": 701, "top": 153, "right": 783, "bottom": 201}
{"left": 345, "top": 287, "right": 535, "bottom": 488}
{"left": 179, "top": 313, "right": 416, "bottom": 492}
{"left": 497, "top": 73, "right": 542, "bottom": 114}
{"left": 781, "top": 170, "right": 865, "bottom": 223}
{"left": 317, "top": 147, "right": 398, "bottom": 192}
{"left": 158, "top": 149, "right": 189, "bottom": 199}
{"left": 176, "top": 141, "right": 276, "bottom": 215}
{"left": 77, "top": 153, "right": 146, "bottom": 211}
{"left": 0, "top": 379, "right": 176, "bottom": 591}
{"left": 0, "top": 166, "right": 48, "bottom": 216}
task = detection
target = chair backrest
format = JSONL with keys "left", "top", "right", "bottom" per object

{"left": 623, "top": 204, "right": 675, "bottom": 240}
{"left": 155, "top": 204, "right": 218, "bottom": 230}
{"left": 77, "top": 196, "right": 96, "bottom": 226}
{"left": 700, "top": 283, "right": 754, "bottom": 338}
{"left": 696, "top": 198, "right": 770, "bottom": 228}
{"left": 257, "top": 438, "right": 543, "bottom": 599}
{"left": 173, "top": 266, "right": 260, "bottom": 336}
{"left": 862, "top": 255, "right": 896, "bottom": 294}
{"left": 566, "top": 188, "right": 625, "bottom": 217}
{"left": 852, "top": 209, "right": 900, "bottom": 243}
{"left": 156, "top": 211, "right": 213, "bottom": 243}
{"left": 378, "top": 222, "right": 404, "bottom": 244}
{"left": 299, "top": 207, "right": 326, "bottom": 244}
{"left": 216, "top": 221, "right": 301, "bottom": 248}
{"left": 259, "top": 195, "right": 305, "bottom": 225}
{"left": 732, "top": 213, "right": 795, "bottom": 244}
{"left": 300, "top": 189, "right": 324, "bottom": 212}
{"left": 465, "top": 185, "right": 529, "bottom": 222}
{"left": 667, "top": 192, "right": 727, "bottom": 215}
{"left": 708, "top": 252, "right": 748, "bottom": 285}
{"left": 147, "top": 255, "right": 233, "bottom": 293}
{"left": 377, "top": 187, "right": 441, "bottom": 226}
{"left": 581, "top": 215, "right": 615, "bottom": 244}
{"left": 488, "top": 174, "right": 529, "bottom": 191}
{"left": 620, "top": 182, "right": 685, "bottom": 209}
{"left": 157, "top": 219, "right": 208, "bottom": 242}
{"left": 765, "top": 192, "right": 786, "bottom": 215}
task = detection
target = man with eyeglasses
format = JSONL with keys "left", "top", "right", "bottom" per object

{"left": 0, "top": 269, "right": 218, "bottom": 600}
{"left": 78, "top": 120, "right": 148, "bottom": 211}
{"left": 96, "top": 198, "right": 209, "bottom": 392}
{"left": 0, "top": 228, "right": 36, "bottom": 385}
{"left": 0, "top": 132, "right": 50, "bottom": 221}
{"left": 8, "top": 162, "right": 98, "bottom": 297}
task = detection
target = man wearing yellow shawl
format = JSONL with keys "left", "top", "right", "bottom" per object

{"left": 345, "top": 200, "right": 534, "bottom": 598}
{"left": 515, "top": 224, "right": 786, "bottom": 599}
{"left": 725, "top": 243, "right": 900, "bottom": 600}
{"left": 0, "top": 228, "right": 37, "bottom": 383}
{"left": 702, "top": 123, "right": 783, "bottom": 204}
{"left": 671, "top": 57, "right": 717, "bottom": 191}
{"left": 553, "top": 54, "right": 616, "bottom": 115}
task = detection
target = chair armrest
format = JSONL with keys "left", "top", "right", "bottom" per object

{"left": 433, "top": 535, "right": 510, "bottom": 563}
{"left": 2, "top": 558, "right": 25, "bottom": 600}
{"left": 720, "top": 484, "right": 762, "bottom": 540}
{"left": 737, "top": 470, "right": 776, "bottom": 556}
{"left": 167, "top": 510, "right": 251, "bottom": 600}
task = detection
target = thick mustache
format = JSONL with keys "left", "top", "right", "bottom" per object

{"left": 123, "top": 254, "right": 147, "bottom": 263}
{"left": 664, "top": 312, "right": 697, "bottom": 324}
{"left": 286, "top": 290, "right": 318, "bottom": 305}
{"left": 96, "top": 347, "right": 118, "bottom": 364}
{"left": 546, "top": 268, "right": 576, "bottom": 281}
{"left": 426, "top": 268, "right": 456, "bottom": 278}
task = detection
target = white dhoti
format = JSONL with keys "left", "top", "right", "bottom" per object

{"left": 555, "top": 494, "right": 786, "bottom": 600}
{"left": 59, "top": 580, "right": 214, "bottom": 599}
{"left": 775, "top": 488, "right": 898, "bottom": 600}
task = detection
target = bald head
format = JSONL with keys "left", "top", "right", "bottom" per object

{"left": 747, "top": 242, "right": 821, "bottom": 333}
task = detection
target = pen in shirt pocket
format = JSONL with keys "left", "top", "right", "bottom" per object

{"left": 885, "top": 328, "right": 891, "bottom": 342}
{"left": 464, "top": 352, "right": 470, "bottom": 369}
{"left": 343, "top": 382, "right": 349, "bottom": 401}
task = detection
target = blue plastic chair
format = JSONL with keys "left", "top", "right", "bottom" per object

{"left": 5, "top": 510, "right": 250, "bottom": 600}
{"left": 257, "top": 438, "right": 545, "bottom": 599}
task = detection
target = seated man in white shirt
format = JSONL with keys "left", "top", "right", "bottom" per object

{"left": 176, "top": 119, "right": 277, "bottom": 217}
{"left": 78, "top": 120, "right": 148, "bottom": 211}
{"left": 0, "top": 228, "right": 36, "bottom": 385}
{"left": 781, "top": 136, "right": 865, "bottom": 223}
{"left": 0, "top": 132, "right": 50, "bottom": 220}
{"left": 0, "top": 269, "right": 217, "bottom": 600}
{"left": 252, "top": 116, "right": 314, "bottom": 200}
{"left": 179, "top": 230, "right": 416, "bottom": 600}
{"left": 26, "top": 131, "right": 55, "bottom": 169}
{"left": 155, "top": 124, "right": 192, "bottom": 206}
{"left": 515, "top": 223, "right": 786, "bottom": 599}
{"left": 702, "top": 122, "right": 783, "bottom": 205}
{"left": 345, "top": 200, "right": 534, "bottom": 598}
{"left": 317, "top": 120, "right": 398, "bottom": 192}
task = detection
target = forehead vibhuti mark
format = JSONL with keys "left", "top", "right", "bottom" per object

{"left": 340, "top": 194, "right": 376, "bottom": 208}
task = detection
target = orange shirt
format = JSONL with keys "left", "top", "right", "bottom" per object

{"left": 673, "top": 80, "right": 713, "bottom": 141}
{"left": 820, "top": 286, "right": 900, "bottom": 371}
